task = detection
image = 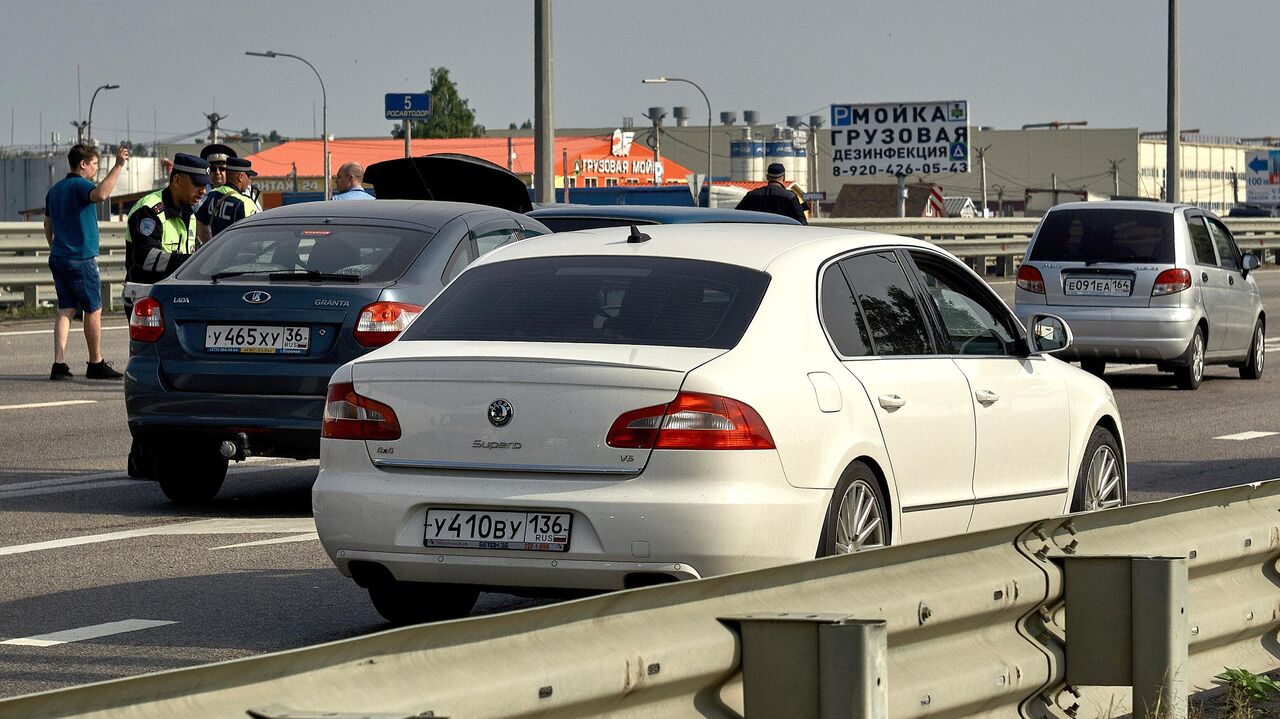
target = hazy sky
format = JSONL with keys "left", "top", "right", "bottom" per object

{"left": 2, "top": 1, "right": 1275, "bottom": 148}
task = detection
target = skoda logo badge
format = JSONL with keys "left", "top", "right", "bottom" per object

{"left": 487, "top": 399, "right": 513, "bottom": 427}
{"left": 242, "top": 291, "right": 271, "bottom": 304}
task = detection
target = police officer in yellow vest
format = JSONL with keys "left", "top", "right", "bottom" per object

{"left": 195, "top": 143, "right": 236, "bottom": 246}
{"left": 209, "top": 157, "right": 261, "bottom": 237}
{"left": 126, "top": 153, "right": 210, "bottom": 289}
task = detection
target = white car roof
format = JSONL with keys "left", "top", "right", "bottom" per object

{"left": 474, "top": 223, "right": 945, "bottom": 272}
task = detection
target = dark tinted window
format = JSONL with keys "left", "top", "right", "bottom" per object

{"left": 1206, "top": 218, "right": 1240, "bottom": 270}
{"left": 819, "top": 263, "right": 872, "bottom": 356}
{"left": 178, "top": 225, "right": 432, "bottom": 283}
{"left": 1187, "top": 217, "right": 1217, "bottom": 266}
{"left": 1030, "top": 209, "right": 1175, "bottom": 263}
{"left": 910, "top": 252, "right": 1020, "bottom": 356}
{"left": 403, "top": 256, "right": 770, "bottom": 349}
{"left": 534, "top": 217, "right": 659, "bottom": 233}
{"left": 839, "top": 252, "right": 931, "bottom": 356}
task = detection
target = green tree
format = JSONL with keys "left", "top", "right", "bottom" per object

{"left": 391, "top": 67, "right": 485, "bottom": 139}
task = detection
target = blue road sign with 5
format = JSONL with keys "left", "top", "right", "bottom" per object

{"left": 386, "top": 93, "right": 431, "bottom": 121}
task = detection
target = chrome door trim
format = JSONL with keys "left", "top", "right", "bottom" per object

{"left": 903, "top": 486, "right": 1066, "bottom": 513}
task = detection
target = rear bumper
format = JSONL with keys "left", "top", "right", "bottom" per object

{"left": 313, "top": 441, "right": 831, "bottom": 591}
{"left": 125, "top": 354, "right": 325, "bottom": 458}
{"left": 1016, "top": 303, "right": 1199, "bottom": 363}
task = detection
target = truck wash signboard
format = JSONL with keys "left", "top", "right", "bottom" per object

{"left": 1244, "top": 150, "right": 1280, "bottom": 205}
{"left": 829, "top": 100, "right": 970, "bottom": 178}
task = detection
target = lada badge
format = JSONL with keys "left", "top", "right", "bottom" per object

{"left": 242, "top": 291, "right": 272, "bottom": 304}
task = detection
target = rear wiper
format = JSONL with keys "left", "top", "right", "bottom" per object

{"left": 211, "top": 270, "right": 270, "bottom": 283}
{"left": 267, "top": 270, "right": 362, "bottom": 282}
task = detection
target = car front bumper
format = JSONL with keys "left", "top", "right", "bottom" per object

{"left": 313, "top": 441, "right": 831, "bottom": 591}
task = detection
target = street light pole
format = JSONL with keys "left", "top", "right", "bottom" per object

{"left": 86, "top": 83, "right": 120, "bottom": 148}
{"left": 247, "top": 51, "right": 329, "bottom": 199}
{"left": 643, "top": 77, "right": 712, "bottom": 207}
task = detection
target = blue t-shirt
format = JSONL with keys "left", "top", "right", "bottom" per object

{"left": 45, "top": 174, "right": 99, "bottom": 259}
{"left": 332, "top": 188, "right": 376, "bottom": 200}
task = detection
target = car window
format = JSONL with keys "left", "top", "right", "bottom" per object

{"left": 177, "top": 225, "right": 432, "bottom": 283}
{"left": 441, "top": 237, "right": 477, "bottom": 285}
{"left": 838, "top": 252, "right": 932, "bottom": 356}
{"left": 475, "top": 228, "right": 520, "bottom": 257}
{"left": 404, "top": 256, "right": 770, "bottom": 350}
{"left": 909, "top": 252, "right": 1020, "bottom": 356}
{"left": 1186, "top": 217, "right": 1218, "bottom": 267}
{"left": 1206, "top": 218, "right": 1240, "bottom": 271}
{"left": 1029, "top": 209, "right": 1175, "bottom": 263}
{"left": 819, "top": 263, "right": 872, "bottom": 357}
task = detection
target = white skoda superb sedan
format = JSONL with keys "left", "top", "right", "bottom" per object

{"left": 314, "top": 224, "right": 1126, "bottom": 623}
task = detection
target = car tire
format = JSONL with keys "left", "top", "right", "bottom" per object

{"left": 155, "top": 445, "right": 227, "bottom": 505}
{"left": 367, "top": 580, "right": 479, "bottom": 625}
{"left": 1240, "top": 321, "right": 1265, "bottom": 380}
{"left": 1080, "top": 359, "right": 1106, "bottom": 378}
{"left": 818, "top": 462, "right": 888, "bottom": 556}
{"left": 1174, "top": 328, "right": 1205, "bottom": 390}
{"left": 1071, "top": 426, "right": 1126, "bottom": 512}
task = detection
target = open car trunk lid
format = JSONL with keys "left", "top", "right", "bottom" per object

{"left": 364, "top": 153, "right": 533, "bottom": 212}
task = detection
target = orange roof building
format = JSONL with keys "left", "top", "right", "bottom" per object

{"left": 246, "top": 134, "right": 693, "bottom": 194}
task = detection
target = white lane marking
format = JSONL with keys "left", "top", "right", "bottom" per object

{"left": 1097, "top": 346, "right": 1280, "bottom": 375}
{"left": 1, "top": 472, "right": 133, "bottom": 492}
{"left": 0, "top": 400, "right": 97, "bottom": 411}
{"left": 1, "top": 619, "right": 176, "bottom": 647}
{"left": 0, "top": 460, "right": 315, "bottom": 500}
{"left": 0, "top": 480, "right": 139, "bottom": 499}
{"left": 0, "top": 326, "right": 129, "bottom": 337}
{"left": 210, "top": 533, "right": 320, "bottom": 550}
{"left": 987, "top": 279, "right": 1015, "bottom": 286}
{"left": 0, "top": 518, "right": 316, "bottom": 557}
{"left": 1214, "top": 431, "right": 1279, "bottom": 441}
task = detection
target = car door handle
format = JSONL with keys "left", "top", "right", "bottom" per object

{"left": 877, "top": 394, "right": 906, "bottom": 410}
{"left": 1230, "top": 276, "right": 1235, "bottom": 285}
{"left": 1202, "top": 272, "right": 1209, "bottom": 282}
{"left": 975, "top": 389, "right": 1000, "bottom": 406}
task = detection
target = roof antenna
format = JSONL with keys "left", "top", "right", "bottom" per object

{"left": 627, "top": 225, "right": 651, "bottom": 243}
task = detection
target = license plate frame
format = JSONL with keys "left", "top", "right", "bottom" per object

{"left": 205, "top": 324, "right": 310, "bottom": 354}
{"left": 1063, "top": 277, "right": 1133, "bottom": 297}
{"left": 424, "top": 509, "right": 572, "bottom": 552}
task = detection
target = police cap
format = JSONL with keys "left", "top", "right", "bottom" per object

{"left": 200, "top": 143, "right": 237, "bottom": 166}
{"left": 172, "top": 153, "right": 213, "bottom": 186}
{"left": 226, "top": 157, "right": 258, "bottom": 177}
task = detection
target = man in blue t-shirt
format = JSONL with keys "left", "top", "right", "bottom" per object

{"left": 43, "top": 143, "right": 129, "bottom": 381}
{"left": 332, "top": 162, "right": 376, "bottom": 200}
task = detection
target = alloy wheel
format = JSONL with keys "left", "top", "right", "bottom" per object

{"left": 1191, "top": 332, "right": 1205, "bottom": 384}
{"left": 1255, "top": 326, "right": 1265, "bottom": 374}
{"left": 835, "top": 479, "right": 886, "bottom": 553}
{"left": 1084, "top": 444, "right": 1125, "bottom": 510}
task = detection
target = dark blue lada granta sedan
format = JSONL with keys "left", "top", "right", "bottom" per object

{"left": 126, "top": 198, "right": 548, "bottom": 503}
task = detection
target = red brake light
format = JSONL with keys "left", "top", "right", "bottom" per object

{"left": 606, "top": 392, "right": 775, "bottom": 450}
{"left": 1016, "top": 265, "right": 1045, "bottom": 294}
{"left": 353, "top": 302, "right": 423, "bottom": 347}
{"left": 322, "top": 382, "right": 401, "bottom": 440}
{"left": 1152, "top": 268, "right": 1192, "bottom": 296}
{"left": 129, "top": 297, "right": 165, "bottom": 342}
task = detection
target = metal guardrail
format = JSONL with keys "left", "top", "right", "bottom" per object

{"left": 3, "top": 480, "right": 1278, "bottom": 719}
{"left": 4, "top": 218, "right": 1280, "bottom": 308}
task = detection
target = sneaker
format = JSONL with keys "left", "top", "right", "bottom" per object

{"left": 49, "top": 362, "right": 73, "bottom": 381}
{"left": 85, "top": 360, "right": 123, "bottom": 380}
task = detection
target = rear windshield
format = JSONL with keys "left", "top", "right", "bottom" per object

{"left": 532, "top": 216, "right": 659, "bottom": 233}
{"left": 402, "top": 255, "right": 771, "bottom": 349}
{"left": 176, "top": 224, "right": 433, "bottom": 283}
{"left": 1030, "top": 209, "right": 1175, "bottom": 263}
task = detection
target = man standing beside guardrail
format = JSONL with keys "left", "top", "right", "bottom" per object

{"left": 43, "top": 143, "right": 129, "bottom": 381}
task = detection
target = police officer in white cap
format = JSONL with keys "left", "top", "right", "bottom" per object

{"left": 195, "top": 143, "right": 236, "bottom": 245}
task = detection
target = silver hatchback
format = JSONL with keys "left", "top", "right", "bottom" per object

{"left": 1014, "top": 201, "right": 1265, "bottom": 389}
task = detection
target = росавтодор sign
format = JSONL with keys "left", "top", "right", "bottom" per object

{"left": 829, "top": 100, "right": 970, "bottom": 178}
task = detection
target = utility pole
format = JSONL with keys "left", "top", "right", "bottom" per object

{"left": 70, "top": 120, "right": 88, "bottom": 145}
{"left": 1052, "top": 173, "right": 1059, "bottom": 207}
{"left": 1231, "top": 167, "right": 1239, "bottom": 206}
{"left": 204, "top": 112, "right": 228, "bottom": 143}
{"left": 533, "top": 0, "right": 554, "bottom": 203}
{"left": 1109, "top": 159, "right": 1124, "bottom": 196}
{"left": 1166, "top": 0, "right": 1180, "bottom": 204}
{"left": 976, "top": 145, "right": 991, "bottom": 217}
{"left": 643, "top": 107, "right": 666, "bottom": 186}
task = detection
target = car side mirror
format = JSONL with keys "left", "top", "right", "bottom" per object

{"left": 1029, "top": 313, "right": 1073, "bottom": 355}
{"left": 1241, "top": 253, "right": 1260, "bottom": 276}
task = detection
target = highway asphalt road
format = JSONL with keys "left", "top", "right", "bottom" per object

{"left": 1, "top": 269, "right": 1278, "bottom": 698}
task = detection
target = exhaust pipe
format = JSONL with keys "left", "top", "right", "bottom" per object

{"left": 218, "top": 432, "right": 251, "bottom": 462}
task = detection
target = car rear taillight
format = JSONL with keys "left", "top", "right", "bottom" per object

{"left": 1016, "top": 265, "right": 1045, "bottom": 294}
{"left": 322, "top": 382, "right": 401, "bottom": 440}
{"left": 353, "top": 302, "right": 423, "bottom": 347}
{"left": 129, "top": 297, "right": 164, "bottom": 342}
{"left": 1152, "top": 268, "right": 1192, "bottom": 296}
{"left": 606, "top": 392, "right": 775, "bottom": 450}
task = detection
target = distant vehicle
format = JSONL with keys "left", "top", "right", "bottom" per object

{"left": 1227, "top": 205, "right": 1277, "bottom": 218}
{"left": 314, "top": 223, "right": 1125, "bottom": 624}
{"left": 526, "top": 204, "right": 801, "bottom": 232}
{"left": 1014, "top": 201, "right": 1265, "bottom": 389}
{"left": 125, "top": 198, "right": 549, "bottom": 504}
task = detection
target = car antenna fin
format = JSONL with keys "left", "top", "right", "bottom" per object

{"left": 627, "top": 225, "right": 651, "bottom": 243}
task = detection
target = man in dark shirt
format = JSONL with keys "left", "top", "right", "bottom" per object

{"left": 735, "top": 162, "right": 808, "bottom": 224}
{"left": 43, "top": 143, "right": 129, "bottom": 380}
